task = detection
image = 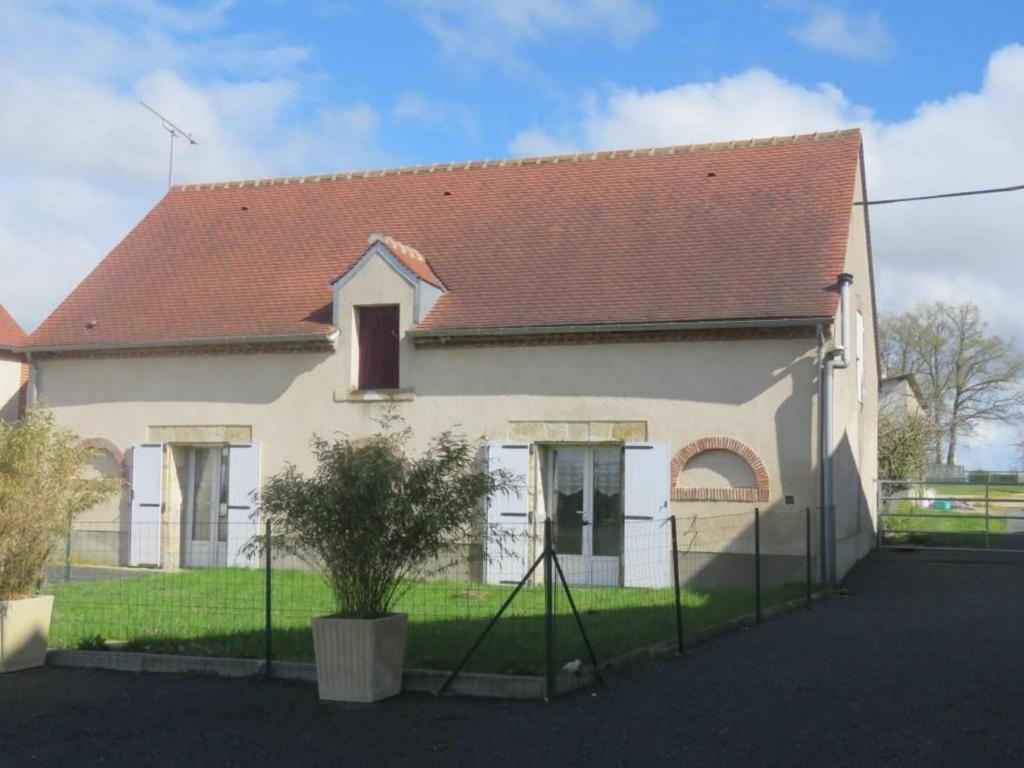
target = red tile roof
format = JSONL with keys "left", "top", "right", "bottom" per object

{"left": 0, "top": 305, "right": 27, "bottom": 350}
{"left": 30, "top": 129, "right": 863, "bottom": 350}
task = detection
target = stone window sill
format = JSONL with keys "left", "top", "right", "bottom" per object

{"left": 334, "top": 388, "right": 415, "bottom": 403}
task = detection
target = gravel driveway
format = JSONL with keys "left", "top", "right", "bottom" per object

{"left": 4, "top": 547, "right": 1024, "bottom": 767}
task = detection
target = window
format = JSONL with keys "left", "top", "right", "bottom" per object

{"left": 856, "top": 310, "right": 865, "bottom": 404}
{"left": 357, "top": 305, "right": 400, "bottom": 390}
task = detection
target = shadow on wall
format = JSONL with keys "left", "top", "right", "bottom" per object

{"left": 832, "top": 432, "right": 876, "bottom": 573}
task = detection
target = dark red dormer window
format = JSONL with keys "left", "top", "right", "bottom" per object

{"left": 357, "top": 306, "right": 400, "bottom": 390}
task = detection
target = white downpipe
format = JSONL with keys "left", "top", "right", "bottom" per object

{"left": 821, "top": 273, "right": 853, "bottom": 584}
{"left": 25, "top": 351, "right": 39, "bottom": 409}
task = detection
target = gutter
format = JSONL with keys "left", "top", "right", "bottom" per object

{"left": 24, "top": 330, "right": 338, "bottom": 355}
{"left": 408, "top": 316, "right": 833, "bottom": 340}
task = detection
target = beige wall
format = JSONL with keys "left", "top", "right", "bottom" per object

{"left": 831, "top": 157, "right": 880, "bottom": 578}
{"left": 37, "top": 335, "right": 821, "bottom": 565}
{"left": 0, "top": 355, "right": 22, "bottom": 422}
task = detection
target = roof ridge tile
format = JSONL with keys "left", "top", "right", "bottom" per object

{"left": 171, "top": 128, "right": 862, "bottom": 192}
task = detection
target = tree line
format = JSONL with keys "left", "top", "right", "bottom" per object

{"left": 879, "top": 301, "right": 1024, "bottom": 476}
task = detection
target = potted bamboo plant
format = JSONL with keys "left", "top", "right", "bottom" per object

{"left": 0, "top": 408, "right": 117, "bottom": 672}
{"left": 252, "top": 413, "right": 514, "bottom": 703}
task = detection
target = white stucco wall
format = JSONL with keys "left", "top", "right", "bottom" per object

{"left": 831, "top": 156, "right": 880, "bottom": 579}
{"left": 0, "top": 355, "right": 23, "bottom": 422}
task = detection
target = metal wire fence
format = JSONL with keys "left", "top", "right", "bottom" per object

{"left": 42, "top": 507, "right": 817, "bottom": 697}
{"left": 879, "top": 479, "right": 1024, "bottom": 551}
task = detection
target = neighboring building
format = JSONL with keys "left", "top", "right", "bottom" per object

{"left": 0, "top": 304, "right": 27, "bottom": 422}
{"left": 21, "top": 129, "right": 879, "bottom": 584}
{"left": 879, "top": 374, "right": 924, "bottom": 417}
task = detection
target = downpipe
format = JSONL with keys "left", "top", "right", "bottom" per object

{"left": 820, "top": 273, "right": 853, "bottom": 585}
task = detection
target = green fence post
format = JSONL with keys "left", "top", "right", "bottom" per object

{"left": 670, "top": 515, "right": 684, "bottom": 653}
{"left": 806, "top": 506, "right": 812, "bottom": 609}
{"left": 63, "top": 514, "right": 72, "bottom": 583}
{"left": 985, "top": 482, "right": 990, "bottom": 550}
{"left": 265, "top": 518, "right": 272, "bottom": 678}
{"left": 544, "top": 517, "right": 555, "bottom": 701}
{"left": 754, "top": 508, "right": 762, "bottom": 624}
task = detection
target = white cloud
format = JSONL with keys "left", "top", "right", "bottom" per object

{"left": 404, "top": 0, "right": 656, "bottom": 63}
{"left": 509, "top": 44, "right": 1024, "bottom": 465}
{"left": 0, "top": 0, "right": 385, "bottom": 332}
{"left": 789, "top": 7, "right": 894, "bottom": 61}
{"left": 507, "top": 127, "right": 578, "bottom": 156}
{"left": 391, "top": 91, "right": 479, "bottom": 141}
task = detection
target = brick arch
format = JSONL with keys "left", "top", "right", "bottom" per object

{"left": 81, "top": 437, "right": 126, "bottom": 477}
{"left": 670, "top": 437, "right": 769, "bottom": 503}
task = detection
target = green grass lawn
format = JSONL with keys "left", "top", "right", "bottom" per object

{"left": 44, "top": 569, "right": 810, "bottom": 675}
{"left": 882, "top": 500, "right": 1009, "bottom": 547}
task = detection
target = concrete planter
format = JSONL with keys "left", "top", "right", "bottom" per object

{"left": 311, "top": 613, "right": 408, "bottom": 703}
{"left": 0, "top": 595, "right": 54, "bottom": 673}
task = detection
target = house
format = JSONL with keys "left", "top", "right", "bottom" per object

{"left": 20, "top": 129, "right": 879, "bottom": 585}
{"left": 879, "top": 374, "right": 924, "bottom": 417}
{"left": 0, "top": 305, "right": 27, "bottom": 422}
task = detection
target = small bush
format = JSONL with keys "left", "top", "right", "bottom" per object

{"left": 0, "top": 408, "right": 119, "bottom": 600}
{"left": 250, "top": 412, "right": 517, "bottom": 619}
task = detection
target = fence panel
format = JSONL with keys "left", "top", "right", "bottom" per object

{"left": 880, "top": 479, "right": 1024, "bottom": 551}
{"left": 43, "top": 507, "right": 817, "bottom": 694}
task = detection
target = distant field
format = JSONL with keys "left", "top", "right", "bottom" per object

{"left": 929, "top": 484, "right": 1024, "bottom": 499}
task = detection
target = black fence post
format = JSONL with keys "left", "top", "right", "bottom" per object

{"left": 754, "top": 508, "right": 762, "bottom": 624}
{"left": 264, "top": 518, "right": 272, "bottom": 678}
{"left": 805, "top": 506, "right": 812, "bottom": 609}
{"left": 670, "top": 516, "right": 684, "bottom": 654}
{"left": 544, "top": 517, "right": 555, "bottom": 702}
{"left": 63, "top": 516, "right": 72, "bottom": 583}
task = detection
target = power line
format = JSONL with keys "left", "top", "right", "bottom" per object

{"left": 856, "top": 183, "right": 1024, "bottom": 206}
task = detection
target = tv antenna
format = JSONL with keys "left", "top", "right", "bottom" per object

{"left": 139, "top": 101, "right": 198, "bottom": 188}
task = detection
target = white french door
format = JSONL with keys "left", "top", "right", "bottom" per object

{"left": 183, "top": 446, "right": 230, "bottom": 568}
{"left": 549, "top": 446, "right": 624, "bottom": 586}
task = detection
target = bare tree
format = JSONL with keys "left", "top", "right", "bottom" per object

{"left": 879, "top": 302, "right": 1024, "bottom": 467}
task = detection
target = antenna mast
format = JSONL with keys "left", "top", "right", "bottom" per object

{"left": 139, "top": 101, "right": 198, "bottom": 188}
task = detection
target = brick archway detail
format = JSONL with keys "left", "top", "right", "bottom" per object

{"left": 670, "top": 437, "right": 769, "bottom": 502}
{"left": 81, "top": 437, "right": 126, "bottom": 478}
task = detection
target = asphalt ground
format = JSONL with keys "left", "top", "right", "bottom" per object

{"left": 4, "top": 547, "right": 1024, "bottom": 767}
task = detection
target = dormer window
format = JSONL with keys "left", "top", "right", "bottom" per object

{"left": 357, "top": 306, "right": 400, "bottom": 390}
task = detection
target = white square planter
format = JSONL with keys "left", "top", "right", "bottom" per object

{"left": 0, "top": 595, "right": 54, "bottom": 673}
{"left": 311, "top": 613, "right": 408, "bottom": 703}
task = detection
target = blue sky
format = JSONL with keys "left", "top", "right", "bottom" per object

{"left": 1, "top": 0, "right": 1023, "bottom": 467}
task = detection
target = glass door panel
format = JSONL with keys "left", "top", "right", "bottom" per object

{"left": 190, "top": 448, "right": 216, "bottom": 544}
{"left": 552, "top": 447, "right": 586, "bottom": 556}
{"left": 591, "top": 447, "right": 623, "bottom": 558}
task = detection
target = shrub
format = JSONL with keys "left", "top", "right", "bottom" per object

{"left": 0, "top": 408, "right": 119, "bottom": 600}
{"left": 879, "top": 410, "right": 931, "bottom": 486}
{"left": 251, "top": 413, "right": 517, "bottom": 619}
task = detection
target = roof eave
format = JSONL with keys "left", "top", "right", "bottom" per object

{"left": 408, "top": 316, "right": 834, "bottom": 340}
{"left": 26, "top": 330, "right": 338, "bottom": 355}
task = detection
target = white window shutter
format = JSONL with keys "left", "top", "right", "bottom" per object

{"left": 485, "top": 442, "right": 530, "bottom": 585}
{"left": 226, "top": 443, "right": 261, "bottom": 568}
{"left": 623, "top": 443, "right": 672, "bottom": 588}
{"left": 129, "top": 443, "right": 163, "bottom": 567}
